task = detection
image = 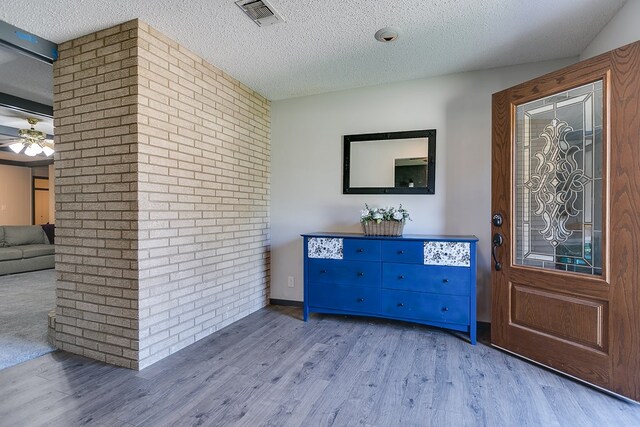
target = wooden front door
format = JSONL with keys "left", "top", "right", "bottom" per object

{"left": 491, "top": 41, "right": 640, "bottom": 401}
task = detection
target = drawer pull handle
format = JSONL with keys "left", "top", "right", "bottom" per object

{"left": 357, "top": 272, "right": 364, "bottom": 277}
{"left": 398, "top": 275, "right": 405, "bottom": 280}
{"left": 320, "top": 270, "right": 327, "bottom": 274}
{"left": 357, "top": 248, "right": 364, "bottom": 253}
{"left": 397, "top": 303, "right": 404, "bottom": 307}
{"left": 398, "top": 250, "right": 405, "bottom": 254}
{"left": 442, "top": 307, "right": 449, "bottom": 312}
{"left": 357, "top": 298, "right": 365, "bottom": 302}
{"left": 442, "top": 279, "right": 449, "bottom": 283}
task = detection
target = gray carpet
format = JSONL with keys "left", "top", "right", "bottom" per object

{"left": 0, "top": 269, "right": 56, "bottom": 370}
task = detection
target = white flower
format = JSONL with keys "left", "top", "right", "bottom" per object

{"left": 393, "top": 211, "right": 403, "bottom": 220}
{"left": 360, "top": 209, "right": 369, "bottom": 217}
{"left": 373, "top": 212, "right": 383, "bottom": 220}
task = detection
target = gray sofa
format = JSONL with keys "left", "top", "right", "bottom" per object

{"left": 0, "top": 225, "right": 54, "bottom": 275}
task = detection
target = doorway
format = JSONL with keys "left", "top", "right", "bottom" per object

{"left": 0, "top": 25, "right": 57, "bottom": 370}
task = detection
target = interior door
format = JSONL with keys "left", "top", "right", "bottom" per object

{"left": 33, "top": 177, "right": 49, "bottom": 224}
{"left": 491, "top": 41, "right": 640, "bottom": 401}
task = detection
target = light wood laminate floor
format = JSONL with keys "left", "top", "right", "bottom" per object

{"left": 0, "top": 306, "right": 638, "bottom": 426}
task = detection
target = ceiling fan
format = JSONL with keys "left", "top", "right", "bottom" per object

{"left": 0, "top": 118, "right": 54, "bottom": 157}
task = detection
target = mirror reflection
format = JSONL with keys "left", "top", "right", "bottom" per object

{"left": 394, "top": 157, "right": 428, "bottom": 188}
{"left": 350, "top": 138, "right": 428, "bottom": 187}
{"left": 343, "top": 130, "right": 436, "bottom": 194}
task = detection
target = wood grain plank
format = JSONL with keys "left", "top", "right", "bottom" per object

{"left": 232, "top": 342, "right": 331, "bottom": 426}
{"left": 300, "top": 317, "right": 393, "bottom": 425}
{"left": 608, "top": 40, "right": 640, "bottom": 401}
{"left": 510, "top": 283, "right": 607, "bottom": 350}
{"left": 369, "top": 327, "right": 423, "bottom": 426}
{"left": 329, "top": 326, "right": 403, "bottom": 426}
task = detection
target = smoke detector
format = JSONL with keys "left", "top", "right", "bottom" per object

{"left": 235, "top": 0, "right": 285, "bottom": 27}
{"left": 375, "top": 27, "right": 400, "bottom": 42}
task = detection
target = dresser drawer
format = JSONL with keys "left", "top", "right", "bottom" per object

{"left": 343, "top": 239, "right": 381, "bottom": 261}
{"left": 424, "top": 241, "right": 471, "bottom": 267}
{"left": 308, "top": 283, "right": 379, "bottom": 313}
{"left": 381, "top": 241, "right": 424, "bottom": 264}
{"left": 382, "top": 264, "right": 470, "bottom": 295}
{"left": 307, "top": 259, "right": 381, "bottom": 287}
{"left": 380, "top": 290, "right": 469, "bottom": 325}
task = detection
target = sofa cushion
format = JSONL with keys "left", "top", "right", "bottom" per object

{"left": 0, "top": 248, "right": 23, "bottom": 261}
{"left": 3, "top": 226, "right": 48, "bottom": 246}
{"left": 41, "top": 224, "right": 55, "bottom": 244}
{"left": 0, "top": 227, "right": 4, "bottom": 247}
{"left": 19, "top": 244, "right": 55, "bottom": 259}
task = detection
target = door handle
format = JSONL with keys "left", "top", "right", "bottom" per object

{"left": 492, "top": 233, "right": 503, "bottom": 271}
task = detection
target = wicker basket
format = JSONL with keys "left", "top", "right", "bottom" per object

{"left": 361, "top": 220, "right": 405, "bottom": 236}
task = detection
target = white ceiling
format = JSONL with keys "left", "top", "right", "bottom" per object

{"left": 0, "top": 0, "right": 627, "bottom": 101}
{"left": 0, "top": 106, "right": 53, "bottom": 135}
{"left": 0, "top": 45, "right": 53, "bottom": 105}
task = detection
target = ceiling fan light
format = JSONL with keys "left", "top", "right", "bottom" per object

{"left": 24, "top": 144, "right": 41, "bottom": 156}
{"left": 9, "top": 142, "right": 24, "bottom": 153}
{"left": 42, "top": 145, "right": 54, "bottom": 157}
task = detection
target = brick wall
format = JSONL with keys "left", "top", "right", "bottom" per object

{"left": 52, "top": 19, "right": 270, "bottom": 369}
{"left": 135, "top": 22, "right": 270, "bottom": 368}
{"left": 53, "top": 21, "right": 140, "bottom": 368}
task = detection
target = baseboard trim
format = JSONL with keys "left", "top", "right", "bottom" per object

{"left": 270, "top": 298, "right": 303, "bottom": 307}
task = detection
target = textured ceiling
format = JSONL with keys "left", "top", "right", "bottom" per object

{"left": 0, "top": 0, "right": 626, "bottom": 100}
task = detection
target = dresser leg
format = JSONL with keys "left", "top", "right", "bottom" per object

{"left": 470, "top": 322, "right": 477, "bottom": 345}
{"left": 303, "top": 304, "right": 309, "bottom": 321}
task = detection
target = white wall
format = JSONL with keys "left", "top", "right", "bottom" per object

{"left": 270, "top": 57, "right": 575, "bottom": 321}
{"left": 0, "top": 165, "right": 32, "bottom": 225}
{"left": 581, "top": 0, "right": 640, "bottom": 60}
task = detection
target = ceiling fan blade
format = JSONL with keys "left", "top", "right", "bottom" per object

{"left": 0, "top": 139, "right": 21, "bottom": 147}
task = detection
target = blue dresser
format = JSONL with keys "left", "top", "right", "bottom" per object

{"left": 302, "top": 233, "right": 478, "bottom": 344}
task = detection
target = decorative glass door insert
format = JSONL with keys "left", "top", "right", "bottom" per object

{"left": 514, "top": 80, "right": 603, "bottom": 275}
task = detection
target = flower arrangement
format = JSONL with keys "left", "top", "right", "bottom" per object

{"left": 360, "top": 204, "right": 411, "bottom": 223}
{"left": 360, "top": 204, "right": 410, "bottom": 236}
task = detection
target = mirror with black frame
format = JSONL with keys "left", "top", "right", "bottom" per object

{"left": 343, "top": 129, "right": 436, "bottom": 194}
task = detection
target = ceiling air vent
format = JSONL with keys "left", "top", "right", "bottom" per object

{"left": 235, "top": 0, "right": 285, "bottom": 27}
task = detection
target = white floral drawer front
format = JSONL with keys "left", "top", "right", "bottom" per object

{"left": 308, "top": 237, "right": 343, "bottom": 259}
{"left": 424, "top": 241, "right": 470, "bottom": 267}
